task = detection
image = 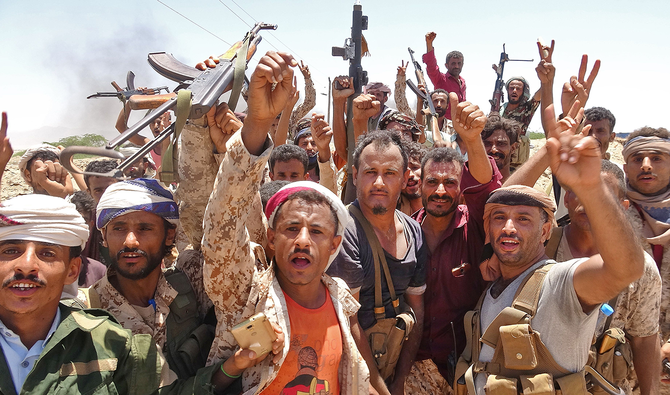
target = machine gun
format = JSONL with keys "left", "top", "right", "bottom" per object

{"left": 61, "top": 22, "right": 276, "bottom": 181}
{"left": 86, "top": 71, "right": 169, "bottom": 102}
{"left": 489, "top": 44, "right": 533, "bottom": 113}
{"left": 407, "top": 47, "right": 442, "bottom": 145}
{"left": 332, "top": 1, "right": 368, "bottom": 204}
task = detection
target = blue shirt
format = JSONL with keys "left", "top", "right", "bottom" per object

{"left": 0, "top": 308, "right": 61, "bottom": 394}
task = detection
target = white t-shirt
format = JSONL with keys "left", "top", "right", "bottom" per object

{"left": 475, "top": 258, "right": 599, "bottom": 394}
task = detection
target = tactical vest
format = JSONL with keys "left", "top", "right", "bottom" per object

{"left": 545, "top": 229, "right": 633, "bottom": 394}
{"left": 454, "top": 263, "right": 622, "bottom": 395}
{"left": 78, "top": 270, "right": 215, "bottom": 380}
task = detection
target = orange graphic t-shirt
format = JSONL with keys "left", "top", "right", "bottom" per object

{"left": 260, "top": 289, "right": 343, "bottom": 395}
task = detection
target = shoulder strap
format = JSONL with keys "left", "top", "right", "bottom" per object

{"left": 82, "top": 286, "right": 101, "bottom": 309}
{"left": 544, "top": 227, "right": 564, "bottom": 260}
{"left": 511, "top": 262, "right": 555, "bottom": 318}
{"left": 348, "top": 204, "right": 400, "bottom": 320}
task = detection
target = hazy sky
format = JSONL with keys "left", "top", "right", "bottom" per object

{"left": 1, "top": 0, "right": 668, "bottom": 148}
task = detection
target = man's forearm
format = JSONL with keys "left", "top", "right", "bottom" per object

{"left": 461, "top": 137, "right": 492, "bottom": 184}
{"left": 333, "top": 101, "right": 348, "bottom": 161}
{"left": 540, "top": 82, "right": 555, "bottom": 137}
{"left": 631, "top": 334, "right": 660, "bottom": 395}
{"left": 391, "top": 309, "right": 423, "bottom": 393}
{"left": 504, "top": 146, "right": 550, "bottom": 187}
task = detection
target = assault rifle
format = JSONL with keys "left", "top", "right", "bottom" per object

{"left": 332, "top": 1, "right": 368, "bottom": 204}
{"left": 407, "top": 47, "right": 442, "bottom": 145}
{"left": 489, "top": 44, "right": 533, "bottom": 113}
{"left": 86, "top": 71, "right": 169, "bottom": 102}
{"left": 61, "top": 22, "right": 276, "bottom": 180}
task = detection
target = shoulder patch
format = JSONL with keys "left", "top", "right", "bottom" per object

{"left": 60, "top": 358, "right": 118, "bottom": 376}
{"left": 71, "top": 310, "right": 109, "bottom": 331}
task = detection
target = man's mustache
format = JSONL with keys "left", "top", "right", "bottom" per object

{"left": 116, "top": 247, "right": 148, "bottom": 260}
{"left": 3, "top": 273, "right": 46, "bottom": 288}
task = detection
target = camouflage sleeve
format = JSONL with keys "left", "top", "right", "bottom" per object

{"left": 394, "top": 73, "right": 416, "bottom": 118}
{"left": 201, "top": 132, "right": 273, "bottom": 316}
{"left": 613, "top": 252, "right": 661, "bottom": 338}
{"left": 175, "top": 116, "right": 218, "bottom": 250}
{"left": 175, "top": 249, "right": 213, "bottom": 317}
{"left": 245, "top": 191, "right": 269, "bottom": 250}
{"left": 318, "top": 156, "right": 338, "bottom": 194}
{"left": 289, "top": 75, "right": 316, "bottom": 133}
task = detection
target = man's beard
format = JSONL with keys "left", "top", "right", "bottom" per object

{"left": 509, "top": 96, "right": 522, "bottom": 105}
{"left": 435, "top": 107, "right": 446, "bottom": 118}
{"left": 422, "top": 194, "right": 457, "bottom": 217}
{"left": 110, "top": 246, "right": 165, "bottom": 280}
{"left": 372, "top": 205, "right": 388, "bottom": 215}
{"left": 402, "top": 189, "right": 421, "bottom": 200}
{"left": 491, "top": 152, "right": 506, "bottom": 170}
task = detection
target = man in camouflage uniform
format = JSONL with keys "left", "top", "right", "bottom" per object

{"left": 200, "top": 51, "right": 370, "bottom": 394}
{"left": 0, "top": 194, "right": 173, "bottom": 394}
{"left": 501, "top": 76, "right": 541, "bottom": 168}
{"left": 620, "top": 127, "right": 670, "bottom": 393}
{"left": 506, "top": 149, "right": 661, "bottom": 395}
{"left": 80, "top": 178, "right": 215, "bottom": 380}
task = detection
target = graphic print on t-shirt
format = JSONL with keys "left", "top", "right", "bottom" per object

{"left": 259, "top": 290, "right": 342, "bottom": 395}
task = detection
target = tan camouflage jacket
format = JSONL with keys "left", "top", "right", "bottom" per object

{"left": 202, "top": 133, "right": 370, "bottom": 395}
{"left": 176, "top": 116, "right": 268, "bottom": 251}
{"left": 87, "top": 268, "right": 177, "bottom": 349}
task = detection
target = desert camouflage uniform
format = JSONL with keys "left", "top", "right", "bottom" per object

{"left": 628, "top": 207, "right": 670, "bottom": 395}
{"left": 201, "top": 133, "right": 370, "bottom": 394}
{"left": 404, "top": 359, "right": 453, "bottom": 395}
{"left": 88, "top": 268, "right": 177, "bottom": 350}
{"left": 177, "top": 116, "right": 268, "bottom": 251}
{"left": 502, "top": 98, "right": 538, "bottom": 167}
{"left": 287, "top": 74, "right": 316, "bottom": 141}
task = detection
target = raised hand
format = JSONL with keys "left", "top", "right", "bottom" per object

{"left": 544, "top": 102, "right": 600, "bottom": 192}
{"left": 425, "top": 32, "right": 437, "bottom": 52}
{"left": 285, "top": 76, "right": 300, "bottom": 110}
{"left": 397, "top": 60, "right": 407, "bottom": 77}
{"left": 560, "top": 55, "right": 600, "bottom": 115}
{"left": 247, "top": 51, "right": 298, "bottom": 125}
{"left": 353, "top": 94, "right": 380, "bottom": 122}
{"left": 332, "top": 76, "right": 354, "bottom": 102}
{"left": 0, "top": 113, "right": 12, "bottom": 169}
{"left": 206, "top": 102, "right": 243, "bottom": 153}
{"left": 449, "top": 93, "right": 486, "bottom": 141}
{"left": 33, "top": 159, "right": 73, "bottom": 198}
{"left": 298, "top": 60, "right": 311, "bottom": 79}
{"left": 311, "top": 113, "right": 333, "bottom": 161}
{"left": 535, "top": 39, "right": 556, "bottom": 85}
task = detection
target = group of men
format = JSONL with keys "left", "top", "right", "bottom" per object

{"left": 0, "top": 29, "right": 668, "bottom": 395}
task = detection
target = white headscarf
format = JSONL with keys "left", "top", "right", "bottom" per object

{"left": 0, "top": 194, "right": 89, "bottom": 248}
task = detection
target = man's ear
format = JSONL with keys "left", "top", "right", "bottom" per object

{"left": 303, "top": 172, "right": 310, "bottom": 180}
{"left": 512, "top": 141, "right": 519, "bottom": 152}
{"left": 101, "top": 227, "right": 108, "bottom": 247}
{"left": 330, "top": 235, "right": 342, "bottom": 256}
{"left": 65, "top": 255, "right": 82, "bottom": 285}
{"left": 352, "top": 166, "right": 358, "bottom": 187}
{"left": 24, "top": 169, "right": 32, "bottom": 183}
{"left": 267, "top": 227, "right": 275, "bottom": 251}
{"left": 540, "top": 220, "right": 553, "bottom": 244}
{"left": 269, "top": 172, "right": 276, "bottom": 181}
{"left": 165, "top": 226, "right": 176, "bottom": 246}
{"left": 402, "top": 168, "right": 410, "bottom": 189}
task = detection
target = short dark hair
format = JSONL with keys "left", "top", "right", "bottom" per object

{"left": 70, "top": 190, "right": 96, "bottom": 221}
{"left": 625, "top": 126, "right": 670, "bottom": 143}
{"left": 403, "top": 140, "right": 426, "bottom": 163}
{"left": 69, "top": 246, "right": 82, "bottom": 260}
{"left": 84, "top": 159, "right": 119, "bottom": 188}
{"left": 273, "top": 189, "right": 339, "bottom": 234}
{"left": 481, "top": 113, "right": 520, "bottom": 144}
{"left": 353, "top": 130, "right": 408, "bottom": 172}
{"left": 26, "top": 150, "right": 59, "bottom": 173}
{"left": 601, "top": 160, "right": 626, "bottom": 200}
{"left": 420, "top": 147, "right": 464, "bottom": 180}
{"left": 260, "top": 180, "right": 291, "bottom": 211}
{"left": 585, "top": 107, "right": 616, "bottom": 134}
{"left": 430, "top": 89, "right": 449, "bottom": 99}
{"left": 269, "top": 144, "right": 309, "bottom": 173}
{"left": 446, "top": 51, "right": 464, "bottom": 64}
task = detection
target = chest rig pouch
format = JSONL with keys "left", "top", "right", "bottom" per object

{"left": 164, "top": 270, "right": 216, "bottom": 380}
{"left": 454, "top": 263, "right": 624, "bottom": 395}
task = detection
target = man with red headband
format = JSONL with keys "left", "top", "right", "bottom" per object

{"left": 200, "top": 51, "right": 370, "bottom": 394}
